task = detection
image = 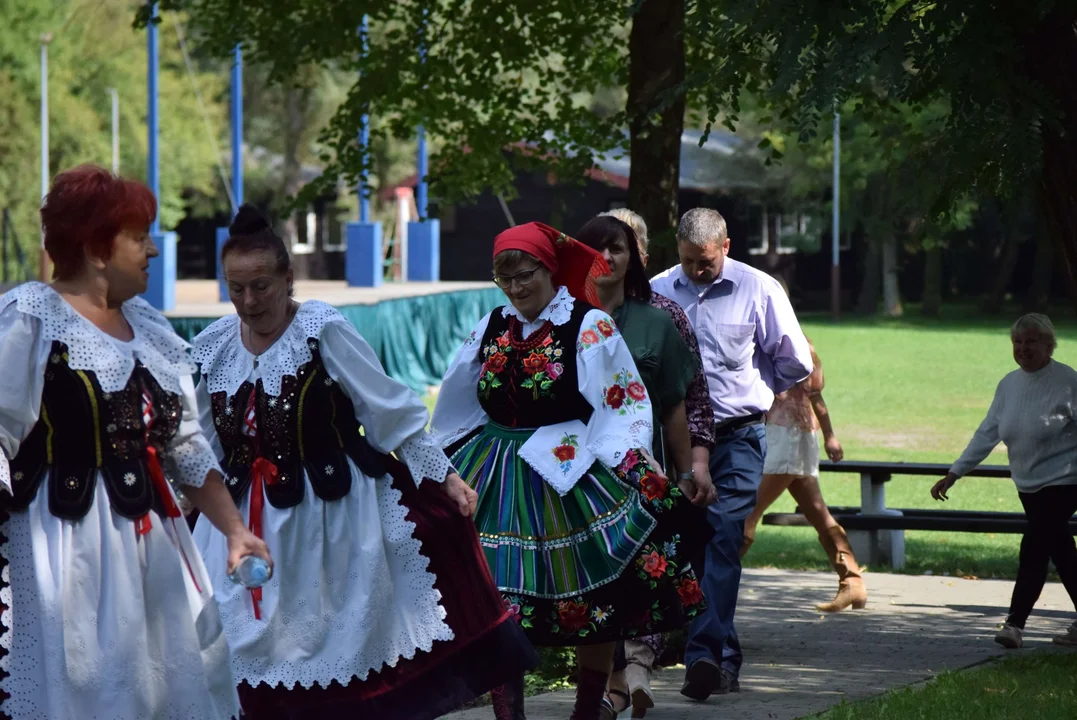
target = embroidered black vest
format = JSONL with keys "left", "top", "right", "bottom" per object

{"left": 208, "top": 339, "right": 389, "bottom": 508}
{"left": 2, "top": 341, "right": 181, "bottom": 520}
{"left": 477, "top": 300, "right": 594, "bottom": 429}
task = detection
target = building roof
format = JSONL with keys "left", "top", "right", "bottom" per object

{"left": 593, "top": 128, "right": 769, "bottom": 192}
{"left": 381, "top": 128, "right": 770, "bottom": 200}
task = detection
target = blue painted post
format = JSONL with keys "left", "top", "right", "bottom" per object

{"left": 345, "top": 15, "right": 383, "bottom": 287}
{"left": 231, "top": 45, "right": 243, "bottom": 209}
{"left": 415, "top": 126, "right": 428, "bottom": 220}
{"left": 216, "top": 44, "right": 244, "bottom": 301}
{"left": 142, "top": 2, "right": 176, "bottom": 311}
{"left": 359, "top": 16, "right": 370, "bottom": 226}
{"left": 407, "top": 13, "right": 439, "bottom": 282}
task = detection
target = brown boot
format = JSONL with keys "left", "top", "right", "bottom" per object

{"left": 491, "top": 672, "right": 526, "bottom": 720}
{"left": 571, "top": 666, "right": 613, "bottom": 720}
{"left": 815, "top": 525, "right": 867, "bottom": 612}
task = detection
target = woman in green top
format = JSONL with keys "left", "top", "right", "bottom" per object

{"left": 576, "top": 214, "right": 717, "bottom": 717}
{"left": 577, "top": 215, "right": 713, "bottom": 489}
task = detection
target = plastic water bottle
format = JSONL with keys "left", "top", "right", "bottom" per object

{"left": 229, "top": 555, "right": 272, "bottom": 589}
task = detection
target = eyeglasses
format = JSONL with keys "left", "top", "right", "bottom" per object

{"left": 492, "top": 267, "right": 540, "bottom": 289}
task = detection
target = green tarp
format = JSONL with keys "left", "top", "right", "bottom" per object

{"left": 168, "top": 287, "right": 505, "bottom": 393}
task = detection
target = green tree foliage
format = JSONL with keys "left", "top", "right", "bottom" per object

{"left": 144, "top": 1, "right": 1075, "bottom": 306}
{"left": 140, "top": 0, "right": 631, "bottom": 206}
{"left": 686, "top": 0, "right": 1077, "bottom": 300}
{"left": 0, "top": 1, "right": 229, "bottom": 274}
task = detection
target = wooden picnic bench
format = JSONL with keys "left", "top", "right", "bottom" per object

{"left": 759, "top": 460, "right": 1030, "bottom": 569}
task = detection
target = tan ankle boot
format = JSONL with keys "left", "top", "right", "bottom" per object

{"left": 623, "top": 641, "right": 656, "bottom": 718}
{"left": 815, "top": 525, "right": 867, "bottom": 612}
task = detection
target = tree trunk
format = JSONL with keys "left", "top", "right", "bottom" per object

{"left": 626, "top": 0, "right": 685, "bottom": 273}
{"left": 922, "top": 242, "right": 942, "bottom": 317}
{"left": 281, "top": 86, "right": 305, "bottom": 256}
{"left": 856, "top": 238, "right": 881, "bottom": 315}
{"left": 1026, "top": 224, "right": 1053, "bottom": 312}
{"left": 1026, "top": 14, "right": 1077, "bottom": 314}
{"left": 982, "top": 221, "right": 1022, "bottom": 314}
{"left": 763, "top": 206, "right": 780, "bottom": 272}
{"left": 881, "top": 232, "right": 903, "bottom": 317}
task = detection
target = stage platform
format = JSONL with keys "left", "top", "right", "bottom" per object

{"left": 167, "top": 279, "right": 503, "bottom": 392}
{"left": 165, "top": 279, "right": 493, "bottom": 318}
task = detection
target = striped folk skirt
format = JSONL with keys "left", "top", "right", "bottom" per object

{"left": 451, "top": 423, "right": 712, "bottom": 647}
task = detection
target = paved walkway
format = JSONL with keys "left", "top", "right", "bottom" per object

{"left": 449, "top": 568, "right": 1075, "bottom": 720}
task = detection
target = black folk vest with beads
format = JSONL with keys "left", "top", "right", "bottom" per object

{"left": 208, "top": 339, "right": 389, "bottom": 508}
{"left": 2, "top": 341, "right": 181, "bottom": 520}
{"left": 477, "top": 300, "right": 594, "bottom": 429}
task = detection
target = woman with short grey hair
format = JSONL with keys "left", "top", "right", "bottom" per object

{"left": 932, "top": 313, "right": 1077, "bottom": 649}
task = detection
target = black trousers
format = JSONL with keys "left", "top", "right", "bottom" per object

{"left": 1007, "top": 484, "right": 1077, "bottom": 628}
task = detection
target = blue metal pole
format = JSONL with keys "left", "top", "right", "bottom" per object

{"left": 147, "top": 3, "right": 159, "bottom": 234}
{"left": 358, "top": 16, "right": 370, "bottom": 224}
{"left": 231, "top": 44, "right": 243, "bottom": 210}
{"left": 416, "top": 127, "right": 427, "bottom": 220}
{"left": 143, "top": 3, "right": 175, "bottom": 310}
{"left": 405, "top": 8, "right": 438, "bottom": 281}
{"left": 345, "top": 14, "right": 383, "bottom": 288}
{"left": 415, "top": 12, "right": 428, "bottom": 220}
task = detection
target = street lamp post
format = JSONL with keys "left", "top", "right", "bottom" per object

{"left": 109, "top": 88, "right": 119, "bottom": 174}
{"left": 831, "top": 112, "right": 841, "bottom": 322}
{"left": 39, "top": 33, "right": 53, "bottom": 281}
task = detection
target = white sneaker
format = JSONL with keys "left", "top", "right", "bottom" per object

{"left": 994, "top": 623, "right": 1023, "bottom": 649}
{"left": 1052, "top": 621, "right": 1077, "bottom": 647}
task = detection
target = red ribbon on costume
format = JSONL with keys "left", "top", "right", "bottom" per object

{"left": 246, "top": 456, "right": 279, "bottom": 620}
{"left": 141, "top": 444, "right": 202, "bottom": 594}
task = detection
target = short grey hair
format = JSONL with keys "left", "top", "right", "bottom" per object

{"left": 677, "top": 208, "right": 728, "bottom": 247}
{"left": 1011, "top": 313, "right": 1057, "bottom": 352}
{"left": 601, "top": 208, "right": 648, "bottom": 250}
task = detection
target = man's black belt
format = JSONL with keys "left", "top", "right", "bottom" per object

{"left": 714, "top": 412, "right": 766, "bottom": 437}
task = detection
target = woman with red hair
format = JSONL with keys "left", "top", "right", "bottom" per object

{"left": 432, "top": 222, "right": 713, "bottom": 720}
{"left": 0, "top": 165, "right": 269, "bottom": 720}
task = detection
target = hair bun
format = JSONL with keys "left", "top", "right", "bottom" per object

{"left": 230, "top": 204, "right": 270, "bottom": 236}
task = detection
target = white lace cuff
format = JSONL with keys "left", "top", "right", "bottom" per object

{"left": 165, "top": 434, "right": 221, "bottom": 489}
{"left": 0, "top": 452, "right": 10, "bottom": 496}
{"left": 397, "top": 434, "right": 452, "bottom": 486}
{"left": 428, "top": 418, "right": 484, "bottom": 451}
{"left": 588, "top": 417, "right": 652, "bottom": 471}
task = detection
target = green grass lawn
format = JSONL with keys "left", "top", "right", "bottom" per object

{"left": 814, "top": 651, "right": 1077, "bottom": 720}
{"left": 425, "top": 306, "right": 1077, "bottom": 580}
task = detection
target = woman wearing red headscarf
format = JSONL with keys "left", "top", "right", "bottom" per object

{"left": 432, "top": 223, "right": 712, "bottom": 720}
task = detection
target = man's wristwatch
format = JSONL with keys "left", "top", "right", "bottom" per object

{"left": 676, "top": 471, "right": 694, "bottom": 482}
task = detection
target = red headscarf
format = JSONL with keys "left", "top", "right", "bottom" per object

{"left": 493, "top": 222, "right": 610, "bottom": 307}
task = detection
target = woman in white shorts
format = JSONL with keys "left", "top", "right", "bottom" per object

{"left": 742, "top": 338, "right": 866, "bottom": 612}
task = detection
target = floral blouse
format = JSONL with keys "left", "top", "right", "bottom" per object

{"left": 432, "top": 286, "right": 654, "bottom": 496}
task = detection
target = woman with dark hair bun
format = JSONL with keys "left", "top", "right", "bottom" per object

{"left": 0, "top": 165, "right": 269, "bottom": 720}
{"left": 191, "top": 205, "right": 535, "bottom": 719}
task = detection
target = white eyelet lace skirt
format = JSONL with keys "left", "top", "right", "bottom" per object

{"left": 191, "top": 459, "right": 454, "bottom": 691}
{"left": 0, "top": 475, "right": 239, "bottom": 720}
